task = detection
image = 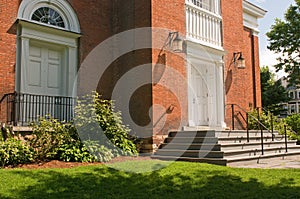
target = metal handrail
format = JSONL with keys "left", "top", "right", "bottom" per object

{"left": 0, "top": 93, "right": 15, "bottom": 104}
{"left": 227, "top": 104, "right": 275, "bottom": 138}
{"left": 226, "top": 104, "right": 277, "bottom": 156}
{"left": 1, "top": 92, "right": 75, "bottom": 126}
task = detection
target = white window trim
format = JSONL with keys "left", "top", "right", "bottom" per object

{"left": 18, "top": 0, "right": 80, "bottom": 33}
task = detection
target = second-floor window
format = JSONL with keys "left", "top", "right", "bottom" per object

{"left": 289, "top": 91, "right": 295, "bottom": 99}
{"left": 31, "top": 7, "right": 65, "bottom": 28}
{"left": 191, "top": 0, "right": 220, "bottom": 14}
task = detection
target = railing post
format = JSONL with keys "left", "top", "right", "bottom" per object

{"left": 246, "top": 112, "right": 249, "bottom": 143}
{"left": 270, "top": 114, "right": 274, "bottom": 141}
{"left": 260, "top": 120, "right": 264, "bottom": 155}
{"left": 256, "top": 107, "right": 260, "bottom": 130}
{"left": 231, "top": 104, "right": 235, "bottom": 130}
{"left": 284, "top": 125, "right": 288, "bottom": 153}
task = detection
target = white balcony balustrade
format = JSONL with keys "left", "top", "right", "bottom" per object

{"left": 186, "top": 0, "right": 222, "bottom": 48}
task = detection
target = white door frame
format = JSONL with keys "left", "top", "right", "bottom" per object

{"left": 16, "top": 20, "right": 80, "bottom": 97}
{"left": 186, "top": 41, "right": 226, "bottom": 129}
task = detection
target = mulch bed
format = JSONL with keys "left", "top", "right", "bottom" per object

{"left": 4, "top": 156, "right": 153, "bottom": 170}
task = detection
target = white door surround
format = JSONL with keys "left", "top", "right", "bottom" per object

{"left": 16, "top": 0, "right": 80, "bottom": 97}
{"left": 16, "top": 20, "right": 80, "bottom": 97}
{"left": 187, "top": 41, "right": 226, "bottom": 129}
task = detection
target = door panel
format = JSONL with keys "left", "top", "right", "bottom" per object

{"left": 28, "top": 60, "right": 42, "bottom": 87}
{"left": 191, "top": 65, "right": 209, "bottom": 126}
{"left": 27, "top": 43, "right": 64, "bottom": 96}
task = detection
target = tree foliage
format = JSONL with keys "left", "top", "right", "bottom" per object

{"left": 266, "top": 0, "right": 300, "bottom": 86}
{"left": 260, "top": 66, "right": 289, "bottom": 114}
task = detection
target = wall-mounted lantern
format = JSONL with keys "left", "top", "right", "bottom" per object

{"left": 168, "top": 32, "right": 184, "bottom": 53}
{"left": 233, "top": 52, "right": 245, "bottom": 69}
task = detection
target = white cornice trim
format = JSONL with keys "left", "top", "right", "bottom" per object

{"left": 242, "top": 0, "right": 267, "bottom": 35}
{"left": 242, "top": 0, "right": 267, "bottom": 18}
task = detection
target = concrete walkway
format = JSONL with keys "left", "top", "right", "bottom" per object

{"left": 228, "top": 155, "right": 300, "bottom": 169}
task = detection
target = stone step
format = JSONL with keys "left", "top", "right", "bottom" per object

{"left": 151, "top": 155, "right": 227, "bottom": 166}
{"left": 168, "top": 130, "right": 216, "bottom": 138}
{"left": 154, "top": 129, "right": 300, "bottom": 166}
{"left": 217, "top": 130, "right": 279, "bottom": 138}
{"left": 159, "top": 143, "right": 221, "bottom": 151}
{"left": 155, "top": 149, "right": 224, "bottom": 158}
{"left": 217, "top": 136, "right": 286, "bottom": 144}
{"left": 224, "top": 146, "right": 300, "bottom": 159}
{"left": 226, "top": 151, "right": 300, "bottom": 164}
{"left": 165, "top": 137, "right": 218, "bottom": 144}
{"left": 12, "top": 126, "right": 33, "bottom": 132}
{"left": 221, "top": 141, "right": 298, "bottom": 151}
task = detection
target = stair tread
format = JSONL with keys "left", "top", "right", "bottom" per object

{"left": 226, "top": 151, "right": 300, "bottom": 162}
{"left": 152, "top": 155, "right": 226, "bottom": 161}
{"left": 161, "top": 143, "right": 221, "bottom": 146}
{"left": 224, "top": 146, "right": 300, "bottom": 154}
{"left": 156, "top": 129, "right": 300, "bottom": 166}
{"left": 156, "top": 149, "right": 223, "bottom": 153}
{"left": 218, "top": 136, "right": 282, "bottom": 139}
{"left": 221, "top": 140, "right": 297, "bottom": 146}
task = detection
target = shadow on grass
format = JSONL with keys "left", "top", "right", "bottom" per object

{"left": 1, "top": 161, "right": 300, "bottom": 199}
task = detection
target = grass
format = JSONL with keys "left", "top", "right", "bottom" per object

{"left": 0, "top": 160, "right": 300, "bottom": 199}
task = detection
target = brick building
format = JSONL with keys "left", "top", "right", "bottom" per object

{"left": 0, "top": 0, "right": 266, "bottom": 151}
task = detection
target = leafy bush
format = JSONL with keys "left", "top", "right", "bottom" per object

{"left": 285, "top": 114, "right": 300, "bottom": 133}
{"left": 248, "top": 109, "right": 300, "bottom": 143}
{"left": 29, "top": 117, "right": 79, "bottom": 160}
{"left": 285, "top": 114, "right": 300, "bottom": 144}
{"left": 0, "top": 138, "right": 34, "bottom": 167}
{"left": 248, "top": 109, "right": 270, "bottom": 130}
{"left": 84, "top": 140, "right": 115, "bottom": 162}
{"left": 57, "top": 141, "right": 96, "bottom": 163}
{"left": 74, "top": 92, "right": 138, "bottom": 156}
{"left": 0, "top": 90, "right": 139, "bottom": 166}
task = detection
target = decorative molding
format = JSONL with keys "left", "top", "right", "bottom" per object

{"left": 18, "top": 0, "right": 80, "bottom": 33}
{"left": 186, "top": 40, "right": 225, "bottom": 63}
{"left": 242, "top": 0, "right": 267, "bottom": 36}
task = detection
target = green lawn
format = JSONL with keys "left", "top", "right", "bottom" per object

{"left": 0, "top": 160, "right": 299, "bottom": 199}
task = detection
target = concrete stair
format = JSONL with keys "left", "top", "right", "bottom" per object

{"left": 152, "top": 130, "right": 300, "bottom": 166}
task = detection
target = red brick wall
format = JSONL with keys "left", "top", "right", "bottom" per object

{"left": 222, "top": 0, "right": 262, "bottom": 129}
{"left": 0, "top": 0, "right": 19, "bottom": 122}
{"left": 151, "top": 0, "right": 188, "bottom": 148}
{"left": 67, "top": 0, "right": 112, "bottom": 63}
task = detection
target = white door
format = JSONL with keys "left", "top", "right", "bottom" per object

{"left": 18, "top": 42, "right": 67, "bottom": 123}
{"left": 191, "top": 65, "right": 209, "bottom": 126}
{"left": 27, "top": 43, "right": 65, "bottom": 96}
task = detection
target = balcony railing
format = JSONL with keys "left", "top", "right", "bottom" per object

{"left": 186, "top": 0, "right": 222, "bottom": 48}
{"left": 0, "top": 92, "right": 75, "bottom": 126}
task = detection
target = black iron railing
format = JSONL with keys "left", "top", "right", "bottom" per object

{"left": 226, "top": 104, "right": 276, "bottom": 156}
{"left": 0, "top": 92, "right": 75, "bottom": 126}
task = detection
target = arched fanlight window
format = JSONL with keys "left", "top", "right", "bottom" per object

{"left": 31, "top": 7, "right": 65, "bottom": 28}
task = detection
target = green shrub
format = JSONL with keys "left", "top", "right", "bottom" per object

{"left": 285, "top": 114, "right": 300, "bottom": 133}
{"left": 84, "top": 140, "right": 115, "bottom": 162}
{"left": 74, "top": 92, "right": 138, "bottom": 156}
{"left": 285, "top": 114, "right": 300, "bottom": 144}
{"left": 29, "top": 117, "right": 78, "bottom": 160}
{"left": 248, "top": 109, "right": 299, "bottom": 143}
{"left": 24, "top": 91, "right": 138, "bottom": 164}
{"left": 57, "top": 141, "right": 96, "bottom": 163}
{"left": 0, "top": 138, "right": 34, "bottom": 167}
